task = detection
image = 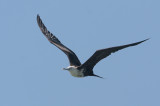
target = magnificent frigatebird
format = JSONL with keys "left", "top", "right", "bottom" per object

{"left": 37, "top": 15, "right": 148, "bottom": 78}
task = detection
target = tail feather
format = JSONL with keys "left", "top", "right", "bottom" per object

{"left": 92, "top": 74, "right": 104, "bottom": 79}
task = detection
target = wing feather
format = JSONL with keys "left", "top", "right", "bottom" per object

{"left": 79, "top": 39, "right": 149, "bottom": 70}
{"left": 37, "top": 15, "right": 81, "bottom": 66}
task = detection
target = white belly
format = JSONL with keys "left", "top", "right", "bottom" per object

{"left": 69, "top": 68, "right": 84, "bottom": 77}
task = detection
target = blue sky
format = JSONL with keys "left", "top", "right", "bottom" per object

{"left": 0, "top": 0, "right": 159, "bottom": 106}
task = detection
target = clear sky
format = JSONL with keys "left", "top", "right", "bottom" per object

{"left": 0, "top": 0, "right": 159, "bottom": 106}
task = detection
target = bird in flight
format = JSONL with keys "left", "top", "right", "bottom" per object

{"left": 37, "top": 15, "right": 148, "bottom": 78}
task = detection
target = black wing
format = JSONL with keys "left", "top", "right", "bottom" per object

{"left": 79, "top": 39, "right": 149, "bottom": 70}
{"left": 37, "top": 15, "right": 81, "bottom": 66}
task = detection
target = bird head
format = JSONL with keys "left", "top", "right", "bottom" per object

{"left": 62, "top": 67, "right": 69, "bottom": 70}
{"left": 62, "top": 66, "right": 76, "bottom": 71}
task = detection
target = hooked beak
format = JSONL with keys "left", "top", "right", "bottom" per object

{"left": 62, "top": 68, "right": 68, "bottom": 70}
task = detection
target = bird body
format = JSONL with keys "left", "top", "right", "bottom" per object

{"left": 63, "top": 66, "right": 84, "bottom": 77}
{"left": 37, "top": 15, "right": 149, "bottom": 78}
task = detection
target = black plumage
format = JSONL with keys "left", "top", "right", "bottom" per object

{"left": 37, "top": 15, "right": 148, "bottom": 78}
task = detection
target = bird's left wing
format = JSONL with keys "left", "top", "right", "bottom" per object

{"left": 78, "top": 39, "right": 149, "bottom": 70}
{"left": 37, "top": 15, "right": 81, "bottom": 66}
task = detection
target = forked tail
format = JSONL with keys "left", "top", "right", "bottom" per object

{"left": 93, "top": 74, "right": 104, "bottom": 79}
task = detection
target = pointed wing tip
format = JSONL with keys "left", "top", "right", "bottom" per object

{"left": 143, "top": 38, "right": 150, "bottom": 42}
{"left": 36, "top": 14, "right": 44, "bottom": 30}
{"left": 37, "top": 14, "right": 41, "bottom": 21}
{"left": 37, "top": 14, "right": 40, "bottom": 17}
{"left": 139, "top": 38, "right": 150, "bottom": 44}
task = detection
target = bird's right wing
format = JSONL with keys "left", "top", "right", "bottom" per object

{"left": 37, "top": 15, "right": 81, "bottom": 66}
{"left": 78, "top": 39, "right": 149, "bottom": 70}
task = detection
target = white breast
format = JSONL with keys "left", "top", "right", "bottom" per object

{"left": 68, "top": 66, "right": 84, "bottom": 77}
